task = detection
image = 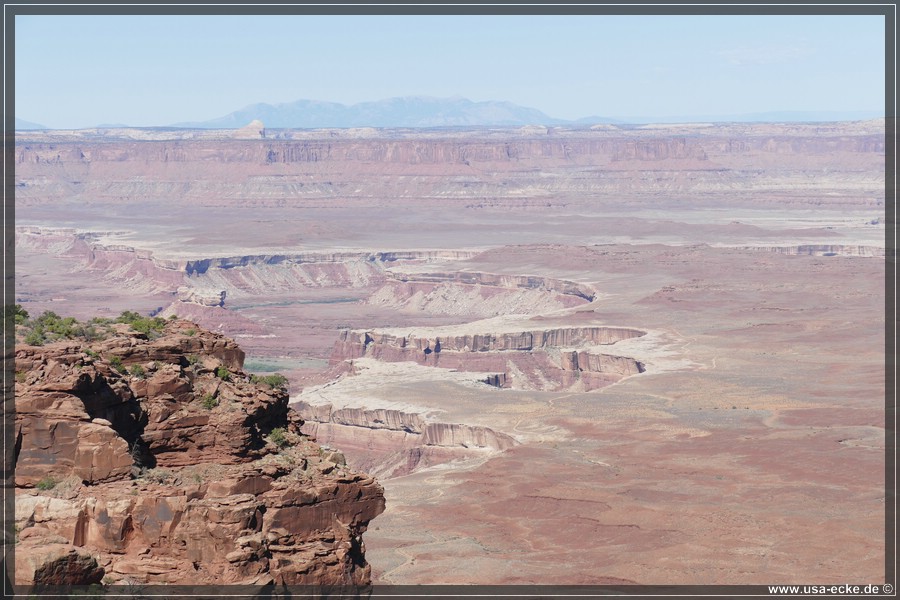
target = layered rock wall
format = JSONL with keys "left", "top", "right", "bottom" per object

{"left": 330, "top": 327, "right": 645, "bottom": 392}
{"left": 293, "top": 402, "right": 517, "bottom": 479}
{"left": 385, "top": 271, "right": 596, "bottom": 302}
{"left": 333, "top": 326, "right": 644, "bottom": 358}
{"left": 15, "top": 126, "right": 884, "bottom": 208}
{"left": 294, "top": 403, "right": 514, "bottom": 451}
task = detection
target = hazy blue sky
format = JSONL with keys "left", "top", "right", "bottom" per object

{"left": 15, "top": 13, "right": 886, "bottom": 129}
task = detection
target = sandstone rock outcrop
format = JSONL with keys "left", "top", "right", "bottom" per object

{"left": 176, "top": 286, "right": 226, "bottom": 307}
{"left": 13, "top": 319, "right": 385, "bottom": 588}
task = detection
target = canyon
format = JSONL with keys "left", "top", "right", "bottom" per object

{"left": 12, "top": 121, "right": 887, "bottom": 587}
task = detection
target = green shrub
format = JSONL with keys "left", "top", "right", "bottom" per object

{"left": 109, "top": 356, "right": 124, "bottom": 372}
{"left": 200, "top": 393, "right": 218, "bottom": 409}
{"left": 23, "top": 329, "right": 45, "bottom": 346}
{"left": 116, "top": 311, "right": 167, "bottom": 337}
{"left": 129, "top": 364, "right": 146, "bottom": 379}
{"left": 50, "top": 316, "right": 79, "bottom": 338}
{"left": 215, "top": 366, "right": 231, "bottom": 381}
{"left": 85, "top": 348, "right": 99, "bottom": 359}
{"left": 77, "top": 323, "right": 106, "bottom": 342}
{"left": 268, "top": 427, "right": 289, "bottom": 448}
{"left": 20, "top": 311, "right": 108, "bottom": 344}
{"left": 185, "top": 328, "right": 196, "bottom": 337}
{"left": 187, "top": 354, "right": 200, "bottom": 366}
{"left": 251, "top": 373, "right": 289, "bottom": 389}
{"left": 115, "top": 310, "right": 142, "bottom": 324}
{"left": 34, "top": 310, "right": 61, "bottom": 325}
{"left": 36, "top": 476, "right": 57, "bottom": 491}
{"left": 7, "top": 303, "right": 29, "bottom": 324}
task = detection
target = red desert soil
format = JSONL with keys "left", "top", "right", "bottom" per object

{"left": 13, "top": 121, "right": 886, "bottom": 585}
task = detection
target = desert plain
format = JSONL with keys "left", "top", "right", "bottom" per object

{"left": 13, "top": 119, "right": 887, "bottom": 585}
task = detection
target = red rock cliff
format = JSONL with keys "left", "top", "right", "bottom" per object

{"left": 13, "top": 318, "right": 385, "bottom": 588}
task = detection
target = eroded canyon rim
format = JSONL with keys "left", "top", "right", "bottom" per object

{"left": 13, "top": 121, "right": 886, "bottom": 585}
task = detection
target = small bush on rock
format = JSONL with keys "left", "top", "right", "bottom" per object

{"left": 201, "top": 393, "right": 218, "bottom": 409}
{"left": 250, "top": 373, "right": 289, "bottom": 389}
{"left": 36, "top": 476, "right": 57, "bottom": 491}
{"left": 268, "top": 427, "right": 289, "bottom": 448}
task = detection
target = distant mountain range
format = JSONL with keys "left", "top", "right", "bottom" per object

{"left": 173, "top": 96, "right": 583, "bottom": 129}
{"left": 14, "top": 118, "right": 47, "bottom": 130}
{"left": 173, "top": 97, "right": 883, "bottom": 129}
{"left": 16, "top": 97, "right": 884, "bottom": 131}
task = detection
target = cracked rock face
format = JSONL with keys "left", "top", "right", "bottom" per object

{"left": 13, "top": 319, "right": 385, "bottom": 587}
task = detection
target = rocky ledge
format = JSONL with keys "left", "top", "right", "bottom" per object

{"left": 12, "top": 316, "right": 385, "bottom": 588}
{"left": 331, "top": 326, "right": 646, "bottom": 392}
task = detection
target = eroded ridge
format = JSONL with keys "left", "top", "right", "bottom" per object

{"left": 383, "top": 270, "right": 595, "bottom": 301}
{"left": 17, "top": 227, "right": 602, "bottom": 327}
{"left": 366, "top": 270, "right": 596, "bottom": 317}
{"left": 331, "top": 326, "right": 646, "bottom": 392}
{"left": 16, "top": 226, "right": 480, "bottom": 292}
{"left": 293, "top": 401, "right": 518, "bottom": 479}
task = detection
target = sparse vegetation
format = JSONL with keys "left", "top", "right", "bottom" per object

{"left": 116, "top": 311, "right": 167, "bottom": 337}
{"left": 216, "top": 366, "right": 231, "bottom": 381}
{"left": 250, "top": 373, "right": 289, "bottom": 389}
{"left": 36, "top": 476, "right": 58, "bottom": 491}
{"left": 187, "top": 354, "right": 200, "bottom": 366}
{"left": 108, "top": 355, "right": 124, "bottom": 372}
{"left": 128, "top": 364, "right": 146, "bottom": 379}
{"left": 200, "top": 393, "right": 219, "bottom": 409}
{"left": 7, "top": 303, "right": 29, "bottom": 325}
{"left": 268, "top": 427, "right": 289, "bottom": 448}
{"left": 20, "top": 311, "right": 66, "bottom": 345}
{"left": 17, "top": 311, "right": 117, "bottom": 345}
{"left": 185, "top": 328, "right": 196, "bottom": 337}
{"left": 23, "top": 328, "right": 46, "bottom": 346}
{"left": 140, "top": 468, "right": 173, "bottom": 484}
{"left": 128, "top": 439, "right": 149, "bottom": 471}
